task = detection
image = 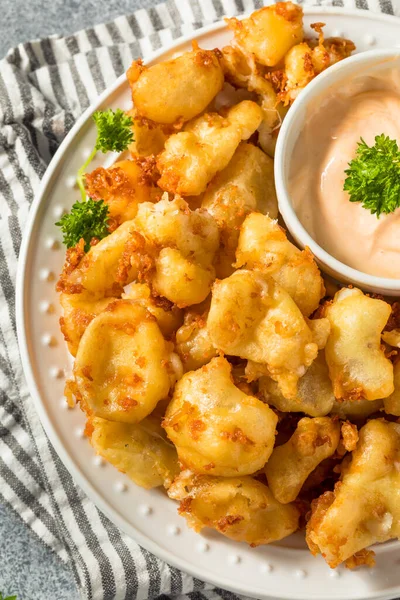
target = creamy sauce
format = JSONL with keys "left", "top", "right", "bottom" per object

{"left": 289, "top": 68, "right": 400, "bottom": 279}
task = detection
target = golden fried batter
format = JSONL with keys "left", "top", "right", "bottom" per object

{"left": 163, "top": 356, "right": 277, "bottom": 476}
{"left": 265, "top": 417, "right": 340, "bottom": 504}
{"left": 90, "top": 415, "right": 179, "bottom": 489}
{"left": 127, "top": 48, "right": 224, "bottom": 124}
{"left": 168, "top": 470, "right": 300, "bottom": 546}
{"left": 207, "top": 269, "right": 319, "bottom": 398}
{"left": 227, "top": 3, "right": 303, "bottom": 67}
{"left": 306, "top": 419, "right": 400, "bottom": 567}
{"left": 325, "top": 288, "right": 393, "bottom": 401}
{"left": 236, "top": 213, "right": 325, "bottom": 316}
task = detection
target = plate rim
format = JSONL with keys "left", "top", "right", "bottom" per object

{"left": 15, "top": 8, "right": 400, "bottom": 600}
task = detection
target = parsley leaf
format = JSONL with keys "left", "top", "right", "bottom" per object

{"left": 343, "top": 134, "right": 400, "bottom": 217}
{"left": 55, "top": 198, "right": 110, "bottom": 252}
{"left": 76, "top": 108, "right": 134, "bottom": 200}
{"left": 93, "top": 108, "right": 134, "bottom": 154}
{"left": 0, "top": 593, "right": 17, "bottom": 600}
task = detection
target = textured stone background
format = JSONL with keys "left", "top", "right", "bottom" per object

{"left": 0, "top": 3, "right": 154, "bottom": 598}
{"left": 1, "top": 0, "right": 154, "bottom": 58}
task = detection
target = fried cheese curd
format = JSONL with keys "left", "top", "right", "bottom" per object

{"left": 89, "top": 415, "right": 179, "bottom": 489}
{"left": 207, "top": 269, "right": 321, "bottom": 398}
{"left": 163, "top": 356, "right": 278, "bottom": 476}
{"left": 127, "top": 47, "right": 224, "bottom": 125}
{"left": 278, "top": 25, "right": 355, "bottom": 104}
{"left": 382, "top": 328, "right": 400, "bottom": 349}
{"left": 201, "top": 142, "right": 277, "bottom": 278}
{"left": 175, "top": 299, "right": 217, "bottom": 372}
{"left": 84, "top": 158, "right": 160, "bottom": 225}
{"left": 306, "top": 419, "right": 400, "bottom": 568}
{"left": 325, "top": 288, "right": 394, "bottom": 401}
{"left": 220, "top": 46, "right": 286, "bottom": 157}
{"left": 258, "top": 352, "right": 335, "bottom": 417}
{"left": 157, "top": 100, "right": 263, "bottom": 196}
{"left": 236, "top": 213, "right": 325, "bottom": 316}
{"left": 227, "top": 2, "right": 303, "bottom": 68}
{"left": 168, "top": 470, "right": 300, "bottom": 546}
{"left": 57, "top": 220, "right": 138, "bottom": 298}
{"left": 265, "top": 417, "right": 340, "bottom": 504}
{"left": 59, "top": 292, "right": 117, "bottom": 357}
{"left": 74, "top": 300, "right": 178, "bottom": 424}
{"left": 383, "top": 359, "right": 400, "bottom": 417}
{"left": 132, "top": 195, "right": 219, "bottom": 306}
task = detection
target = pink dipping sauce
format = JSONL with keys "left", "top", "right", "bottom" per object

{"left": 289, "top": 68, "right": 400, "bottom": 279}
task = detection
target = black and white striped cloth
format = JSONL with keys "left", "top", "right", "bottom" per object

{"left": 0, "top": 0, "right": 396, "bottom": 598}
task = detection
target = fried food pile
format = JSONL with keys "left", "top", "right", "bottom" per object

{"left": 57, "top": 3, "right": 400, "bottom": 569}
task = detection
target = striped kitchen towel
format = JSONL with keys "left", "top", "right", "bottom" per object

{"left": 0, "top": 0, "right": 396, "bottom": 599}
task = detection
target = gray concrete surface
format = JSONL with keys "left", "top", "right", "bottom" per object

{"left": 0, "top": 3, "right": 157, "bottom": 597}
{"left": 1, "top": 0, "right": 155, "bottom": 59}
{"left": 0, "top": 502, "right": 78, "bottom": 599}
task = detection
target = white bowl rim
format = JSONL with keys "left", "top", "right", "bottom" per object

{"left": 275, "top": 47, "right": 400, "bottom": 292}
{"left": 15, "top": 12, "right": 400, "bottom": 600}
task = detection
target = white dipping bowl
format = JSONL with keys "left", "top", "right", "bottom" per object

{"left": 275, "top": 49, "right": 400, "bottom": 296}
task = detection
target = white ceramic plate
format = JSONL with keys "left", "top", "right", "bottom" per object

{"left": 16, "top": 9, "right": 400, "bottom": 600}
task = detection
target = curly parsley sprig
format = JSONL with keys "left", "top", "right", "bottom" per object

{"left": 76, "top": 108, "right": 134, "bottom": 201}
{"left": 344, "top": 134, "right": 400, "bottom": 217}
{"left": 56, "top": 198, "right": 110, "bottom": 252}
{"left": 56, "top": 108, "right": 134, "bottom": 253}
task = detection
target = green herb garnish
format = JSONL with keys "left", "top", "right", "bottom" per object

{"left": 0, "top": 593, "right": 17, "bottom": 600}
{"left": 76, "top": 108, "right": 134, "bottom": 201}
{"left": 55, "top": 198, "right": 110, "bottom": 252}
{"left": 56, "top": 108, "right": 133, "bottom": 253}
{"left": 344, "top": 134, "right": 400, "bottom": 217}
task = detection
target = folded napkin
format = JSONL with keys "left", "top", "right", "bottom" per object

{"left": 0, "top": 0, "right": 396, "bottom": 598}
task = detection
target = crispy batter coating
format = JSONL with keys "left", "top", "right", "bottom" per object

{"left": 220, "top": 46, "right": 287, "bottom": 156}
{"left": 384, "top": 359, "right": 400, "bottom": 417}
{"left": 265, "top": 417, "right": 340, "bottom": 503}
{"left": 308, "top": 26, "right": 356, "bottom": 66}
{"left": 126, "top": 108, "right": 169, "bottom": 156}
{"left": 89, "top": 415, "right": 179, "bottom": 489}
{"left": 168, "top": 470, "right": 300, "bottom": 546}
{"left": 157, "top": 101, "right": 263, "bottom": 196}
{"left": 344, "top": 549, "right": 376, "bottom": 570}
{"left": 382, "top": 328, "right": 400, "bottom": 348}
{"left": 84, "top": 159, "right": 160, "bottom": 224}
{"left": 57, "top": 220, "right": 138, "bottom": 298}
{"left": 258, "top": 352, "right": 335, "bottom": 416}
{"left": 127, "top": 49, "right": 224, "bottom": 124}
{"left": 278, "top": 26, "right": 355, "bottom": 104}
{"left": 306, "top": 419, "right": 400, "bottom": 568}
{"left": 201, "top": 142, "right": 277, "bottom": 278}
{"left": 339, "top": 421, "right": 359, "bottom": 453}
{"left": 325, "top": 288, "right": 393, "bottom": 401}
{"left": 133, "top": 195, "right": 219, "bottom": 306}
{"left": 59, "top": 292, "right": 116, "bottom": 357}
{"left": 122, "top": 282, "right": 183, "bottom": 338}
{"left": 207, "top": 269, "right": 319, "bottom": 399}
{"left": 175, "top": 300, "right": 217, "bottom": 372}
{"left": 74, "top": 300, "right": 177, "bottom": 423}
{"left": 236, "top": 213, "right": 325, "bottom": 316}
{"left": 227, "top": 2, "right": 303, "bottom": 67}
{"left": 163, "top": 356, "right": 278, "bottom": 476}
